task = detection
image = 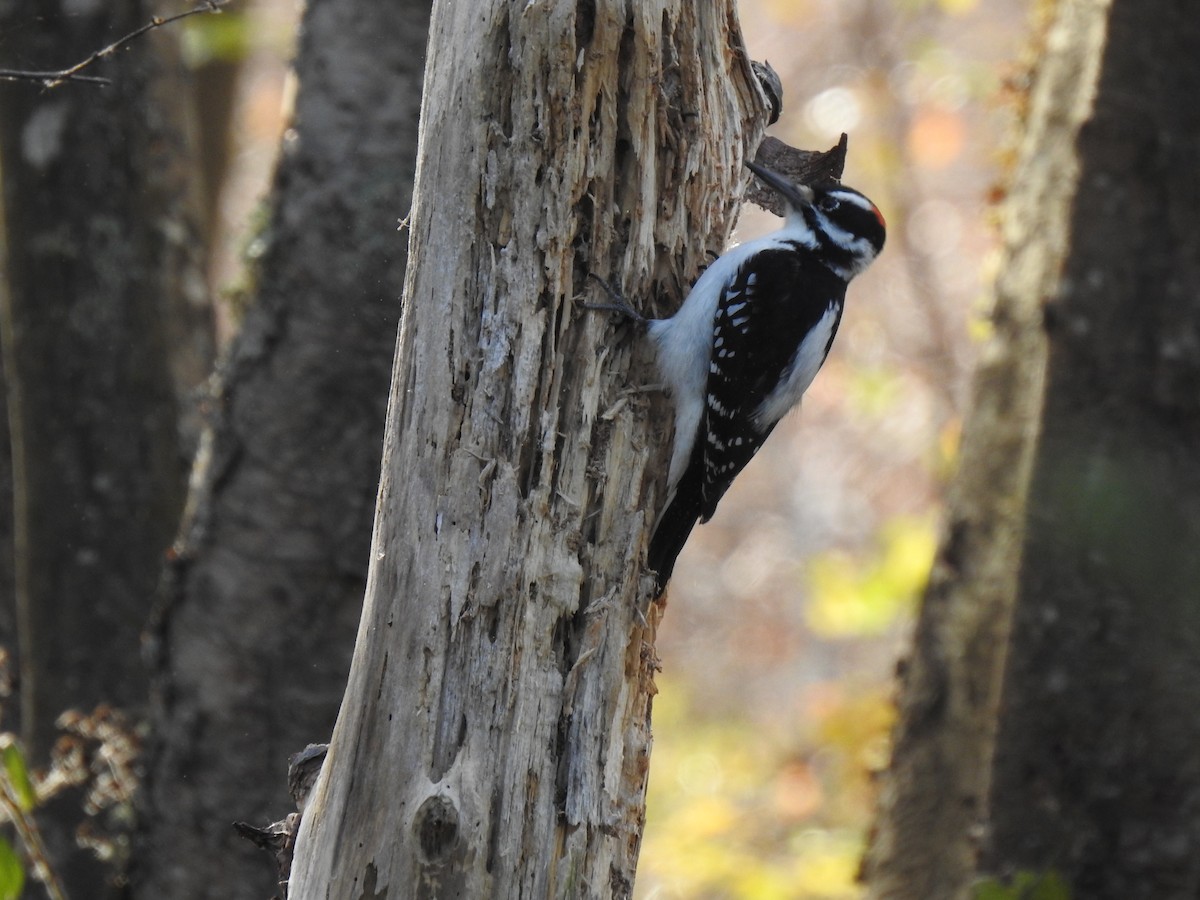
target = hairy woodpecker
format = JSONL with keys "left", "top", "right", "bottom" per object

{"left": 590, "top": 161, "right": 886, "bottom": 595}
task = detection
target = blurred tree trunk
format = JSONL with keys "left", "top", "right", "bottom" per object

{"left": 132, "top": 0, "right": 431, "bottom": 895}
{"left": 0, "top": 337, "right": 14, "bottom": 715}
{"left": 981, "top": 0, "right": 1200, "bottom": 895}
{"left": 865, "top": 0, "right": 1200, "bottom": 896}
{"left": 0, "top": 1, "right": 211, "bottom": 895}
{"left": 289, "top": 2, "right": 770, "bottom": 897}
{"left": 862, "top": 0, "right": 1105, "bottom": 882}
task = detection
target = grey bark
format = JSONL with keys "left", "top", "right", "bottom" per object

{"left": 133, "top": 0, "right": 430, "bottom": 896}
{"left": 0, "top": 1, "right": 210, "bottom": 894}
{"left": 289, "top": 1, "right": 772, "bottom": 897}
{"left": 981, "top": 0, "right": 1200, "bottom": 895}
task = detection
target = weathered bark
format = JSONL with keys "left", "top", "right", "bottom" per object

{"left": 0, "top": 332, "right": 15, "bottom": 713}
{"left": 0, "top": 2, "right": 210, "bottom": 894}
{"left": 981, "top": 0, "right": 1200, "bottom": 895}
{"left": 289, "top": 2, "right": 771, "bottom": 897}
{"left": 861, "top": 1, "right": 1111, "bottom": 896}
{"left": 133, "top": 0, "right": 430, "bottom": 895}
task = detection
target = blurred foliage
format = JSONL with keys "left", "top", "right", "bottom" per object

{"left": 636, "top": 677, "right": 895, "bottom": 899}
{"left": 645, "top": 0, "right": 1030, "bottom": 890}
{"left": 0, "top": 686, "right": 141, "bottom": 900}
{"left": 0, "top": 837, "right": 22, "bottom": 900}
{"left": 0, "top": 738, "right": 46, "bottom": 899}
{"left": 974, "top": 871, "right": 1070, "bottom": 900}
{"left": 181, "top": 3, "right": 297, "bottom": 68}
{"left": 805, "top": 515, "right": 937, "bottom": 639}
{"left": 0, "top": 746, "right": 33, "bottom": 814}
{"left": 844, "top": 366, "right": 903, "bottom": 418}
{"left": 935, "top": 416, "right": 963, "bottom": 481}
{"left": 181, "top": 11, "right": 252, "bottom": 67}
{"left": 891, "top": 0, "right": 982, "bottom": 11}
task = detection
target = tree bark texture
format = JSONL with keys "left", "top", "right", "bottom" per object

{"left": 861, "top": 1, "right": 1111, "bottom": 896}
{"left": 0, "top": 2, "right": 210, "bottom": 894}
{"left": 981, "top": 0, "right": 1200, "bottom": 895}
{"left": 0, "top": 332, "right": 15, "bottom": 719}
{"left": 133, "top": 0, "right": 430, "bottom": 896}
{"left": 290, "top": 2, "right": 771, "bottom": 897}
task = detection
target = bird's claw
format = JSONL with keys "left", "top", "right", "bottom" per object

{"left": 582, "top": 273, "right": 647, "bottom": 324}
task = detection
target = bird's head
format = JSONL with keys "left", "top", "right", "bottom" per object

{"left": 746, "top": 160, "right": 886, "bottom": 277}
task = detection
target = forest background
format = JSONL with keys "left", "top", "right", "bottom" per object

{"left": 1, "top": 0, "right": 1035, "bottom": 897}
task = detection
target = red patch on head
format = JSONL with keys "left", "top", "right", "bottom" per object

{"left": 871, "top": 204, "right": 887, "bottom": 229}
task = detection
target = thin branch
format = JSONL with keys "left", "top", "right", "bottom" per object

{"left": 0, "top": 786, "right": 67, "bottom": 900}
{"left": 0, "top": 0, "right": 228, "bottom": 89}
{"left": 0, "top": 70, "right": 111, "bottom": 86}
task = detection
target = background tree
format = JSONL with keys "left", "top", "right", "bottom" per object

{"left": 289, "top": 1, "right": 775, "bottom": 895}
{"left": 983, "top": 0, "right": 1200, "bottom": 893}
{"left": 0, "top": 0, "right": 1045, "bottom": 896}
{"left": 865, "top": 0, "right": 1200, "bottom": 896}
{"left": 132, "top": 0, "right": 431, "bottom": 895}
{"left": 0, "top": 2, "right": 211, "bottom": 894}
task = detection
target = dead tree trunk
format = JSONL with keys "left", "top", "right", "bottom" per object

{"left": 861, "top": 1, "right": 1111, "bottom": 896}
{"left": 289, "top": 2, "right": 771, "bottom": 896}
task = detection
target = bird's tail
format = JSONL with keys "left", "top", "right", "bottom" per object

{"left": 647, "top": 469, "right": 705, "bottom": 596}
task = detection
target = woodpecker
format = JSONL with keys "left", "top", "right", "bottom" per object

{"left": 589, "top": 160, "right": 886, "bottom": 595}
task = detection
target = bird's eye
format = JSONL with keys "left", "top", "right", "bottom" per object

{"left": 817, "top": 196, "right": 841, "bottom": 212}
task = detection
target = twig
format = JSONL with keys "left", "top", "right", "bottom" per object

{"left": 0, "top": 786, "right": 68, "bottom": 900}
{"left": 0, "top": 70, "right": 111, "bottom": 86}
{"left": 0, "top": 0, "right": 228, "bottom": 89}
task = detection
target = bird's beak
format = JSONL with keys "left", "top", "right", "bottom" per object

{"left": 746, "top": 160, "right": 814, "bottom": 209}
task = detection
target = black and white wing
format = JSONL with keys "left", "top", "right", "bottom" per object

{"left": 647, "top": 244, "right": 848, "bottom": 592}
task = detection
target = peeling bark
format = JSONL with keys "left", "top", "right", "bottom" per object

{"left": 290, "top": 2, "right": 772, "bottom": 896}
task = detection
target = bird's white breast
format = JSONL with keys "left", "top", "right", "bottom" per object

{"left": 753, "top": 302, "right": 838, "bottom": 429}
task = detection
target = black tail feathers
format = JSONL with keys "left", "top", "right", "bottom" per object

{"left": 647, "top": 489, "right": 704, "bottom": 597}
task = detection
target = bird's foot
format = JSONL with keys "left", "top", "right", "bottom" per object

{"left": 581, "top": 273, "right": 647, "bottom": 324}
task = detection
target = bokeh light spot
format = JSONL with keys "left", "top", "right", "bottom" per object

{"left": 804, "top": 87, "right": 863, "bottom": 139}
